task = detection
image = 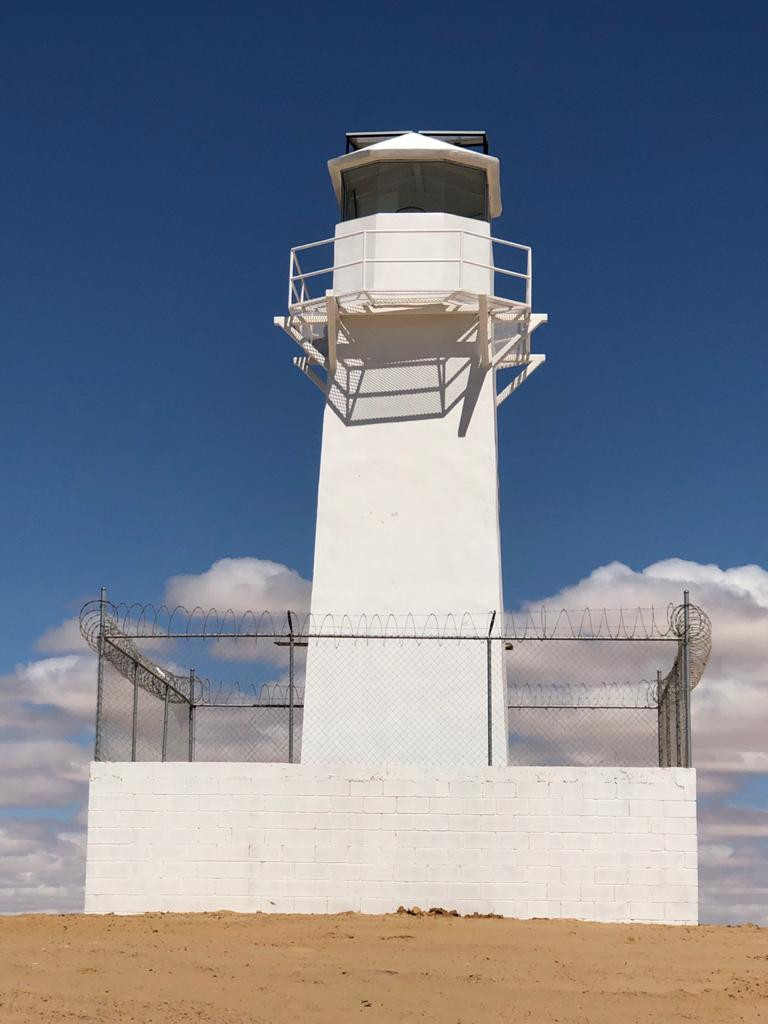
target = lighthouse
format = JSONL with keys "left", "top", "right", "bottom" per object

{"left": 83, "top": 130, "right": 700, "bottom": 925}
{"left": 276, "top": 131, "right": 547, "bottom": 767}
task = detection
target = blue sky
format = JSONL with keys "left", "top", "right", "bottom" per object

{"left": 0, "top": 1, "right": 767, "bottom": 919}
{"left": 1, "top": 0, "right": 766, "bottom": 658}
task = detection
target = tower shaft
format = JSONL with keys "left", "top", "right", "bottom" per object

{"left": 276, "top": 132, "right": 546, "bottom": 767}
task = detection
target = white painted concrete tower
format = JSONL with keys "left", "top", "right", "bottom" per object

{"left": 276, "top": 131, "right": 547, "bottom": 767}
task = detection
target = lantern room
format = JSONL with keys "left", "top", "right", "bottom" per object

{"left": 329, "top": 131, "right": 502, "bottom": 221}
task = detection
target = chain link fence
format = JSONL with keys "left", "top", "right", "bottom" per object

{"left": 80, "top": 594, "right": 710, "bottom": 769}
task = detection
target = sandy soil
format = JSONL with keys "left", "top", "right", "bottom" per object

{"left": 0, "top": 911, "right": 766, "bottom": 1023}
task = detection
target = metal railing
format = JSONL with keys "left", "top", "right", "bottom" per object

{"left": 82, "top": 593, "right": 710, "bottom": 769}
{"left": 287, "top": 229, "right": 533, "bottom": 308}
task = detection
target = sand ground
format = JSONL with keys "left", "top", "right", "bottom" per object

{"left": 0, "top": 911, "right": 765, "bottom": 1023}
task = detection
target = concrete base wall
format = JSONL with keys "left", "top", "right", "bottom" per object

{"left": 85, "top": 763, "right": 698, "bottom": 924}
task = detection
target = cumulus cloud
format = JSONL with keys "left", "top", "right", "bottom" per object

{"left": 0, "top": 653, "right": 95, "bottom": 911}
{"left": 165, "top": 557, "right": 311, "bottom": 614}
{"left": 13, "top": 655, "right": 97, "bottom": 721}
{"left": 696, "top": 827, "right": 768, "bottom": 926}
{"left": 161, "top": 557, "right": 312, "bottom": 664}
{"left": 0, "top": 656, "right": 95, "bottom": 786}
{"left": 36, "top": 617, "right": 90, "bottom": 655}
{"left": 0, "top": 820, "right": 86, "bottom": 914}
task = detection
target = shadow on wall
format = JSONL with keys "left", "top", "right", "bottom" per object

{"left": 321, "top": 313, "right": 486, "bottom": 434}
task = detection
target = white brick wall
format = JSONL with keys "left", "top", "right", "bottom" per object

{"left": 85, "top": 764, "right": 697, "bottom": 924}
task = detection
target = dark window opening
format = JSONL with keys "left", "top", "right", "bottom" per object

{"left": 341, "top": 161, "right": 489, "bottom": 221}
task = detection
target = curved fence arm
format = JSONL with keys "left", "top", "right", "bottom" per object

{"left": 656, "top": 592, "right": 712, "bottom": 767}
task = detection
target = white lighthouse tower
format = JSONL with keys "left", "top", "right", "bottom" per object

{"left": 83, "top": 130, "right": 700, "bottom": 926}
{"left": 276, "top": 131, "right": 547, "bottom": 767}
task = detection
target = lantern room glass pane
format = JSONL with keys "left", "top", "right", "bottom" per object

{"left": 341, "top": 161, "right": 489, "bottom": 221}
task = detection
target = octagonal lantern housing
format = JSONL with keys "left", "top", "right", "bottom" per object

{"left": 328, "top": 132, "right": 502, "bottom": 222}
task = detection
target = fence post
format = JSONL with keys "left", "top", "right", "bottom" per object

{"left": 674, "top": 656, "right": 683, "bottom": 769}
{"left": 287, "top": 610, "right": 295, "bottom": 764}
{"left": 131, "top": 657, "right": 139, "bottom": 762}
{"left": 94, "top": 585, "right": 107, "bottom": 761}
{"left": 682, "top": 589, "right": 692, "bottom": 768}
{"left": 188, "top": 668, "right": 196, "bottom": 762}
{"left": 161, "top": 682, "right": 170, "bottom": 762}
{"left": 663, "top": 667, "right": 673, "bottom": 768}
{"left": 487, "top": 611, "right": 496, "bottom": 767}
{"left": 656, "top": 669, "right": 664, "bottom": 767}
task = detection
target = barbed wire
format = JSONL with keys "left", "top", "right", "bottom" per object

{"left": 80, "top": 600, "right": 711, "bottom": 645}
{"left": 101, "top": 635, "right": 191, "bottom": 705}
{"left": 669, "top": 600, "right": 712, "bottom": 689}
{"left": 503, "top": 606, "right": 678, "bottom": 641}
{"left": 507, "top": 680, "right": 659, "bottom": 709}
{"left": 79, "top": 601, "right": 293, "bottom": 648}
{"left": 196, "top": 679, "right": 306, "bottom": 707}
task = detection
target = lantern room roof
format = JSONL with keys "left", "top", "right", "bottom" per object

{"left": 345, "top": 131, "right": 489, "bottom": 153}
{"left": 328, "top": 131, "right": 502, "bottom": 219}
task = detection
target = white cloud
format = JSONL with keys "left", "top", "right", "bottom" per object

{"left": 14, "top": 655, "right": 96, "bottom": 720}
{"left": 696, "top": 772, "right": 738, "bottom": 796}
{"left": 0, "top": 656, "right": 94, "bottom": 810}
{"left": 36, "top": 617, "right": 89, "bottom": 655}
{"left": 532, "top": 558, "right": 768, "bottom": 611}
{"left": 160, "top": 557, "right": 312, "bottom": 664}
{"left": 0, "top": 739, "right": 89, "bottom": 807}
{"left": 0, "top": 820, "right": 86, "bottom": 913}
{"left": 164, "top": 557, "right": 311, "bottom": 615}
{"left": 699, "top": 801, "right": 768, "bottom": 840}
{"left": 697, "top": 827, "right": 768, "bottom": 926}
{"left": 0, "top": 653, "right": 93, "bottom": 912}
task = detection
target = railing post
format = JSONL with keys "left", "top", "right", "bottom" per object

{"left": 131, "top": 658, "right": 139, "bottom": 762}
{"left": 287, "top": 610, "right": 295, "bottom": 764}
{"left": 487, "top": 611, "right": 496, "bottom": 767}
{"left": 458, "top": 231, "right": 464, "bottom": 290}
{"left": 161, "top": 682, "right": 170, "bottom": 762}
{"left": 527, "top": 247, "right": 532, "bottom": 307}
{"left": 94, "top": 585, "right": 107, "bottom": 761}
{"left": 362, "top": 231, "right": 368, "bottom": 291}
{"left": 682, "top": 589, "right": 692, "bottom": 767}
{"left": 188, "top": 668, "right": 196, "bottom": 762}
{"left": 478, "top": 293, "right": 489, "bottom": 367}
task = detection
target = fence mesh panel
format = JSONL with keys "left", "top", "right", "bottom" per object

{"left": 506, "top": 637, "right": 665, "bottom": 767}
{"left": 98, "top": 660, "right": 135, "bottom": 762}
{"left": 191, "top": 706, "right": 305, "bottom": 763}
